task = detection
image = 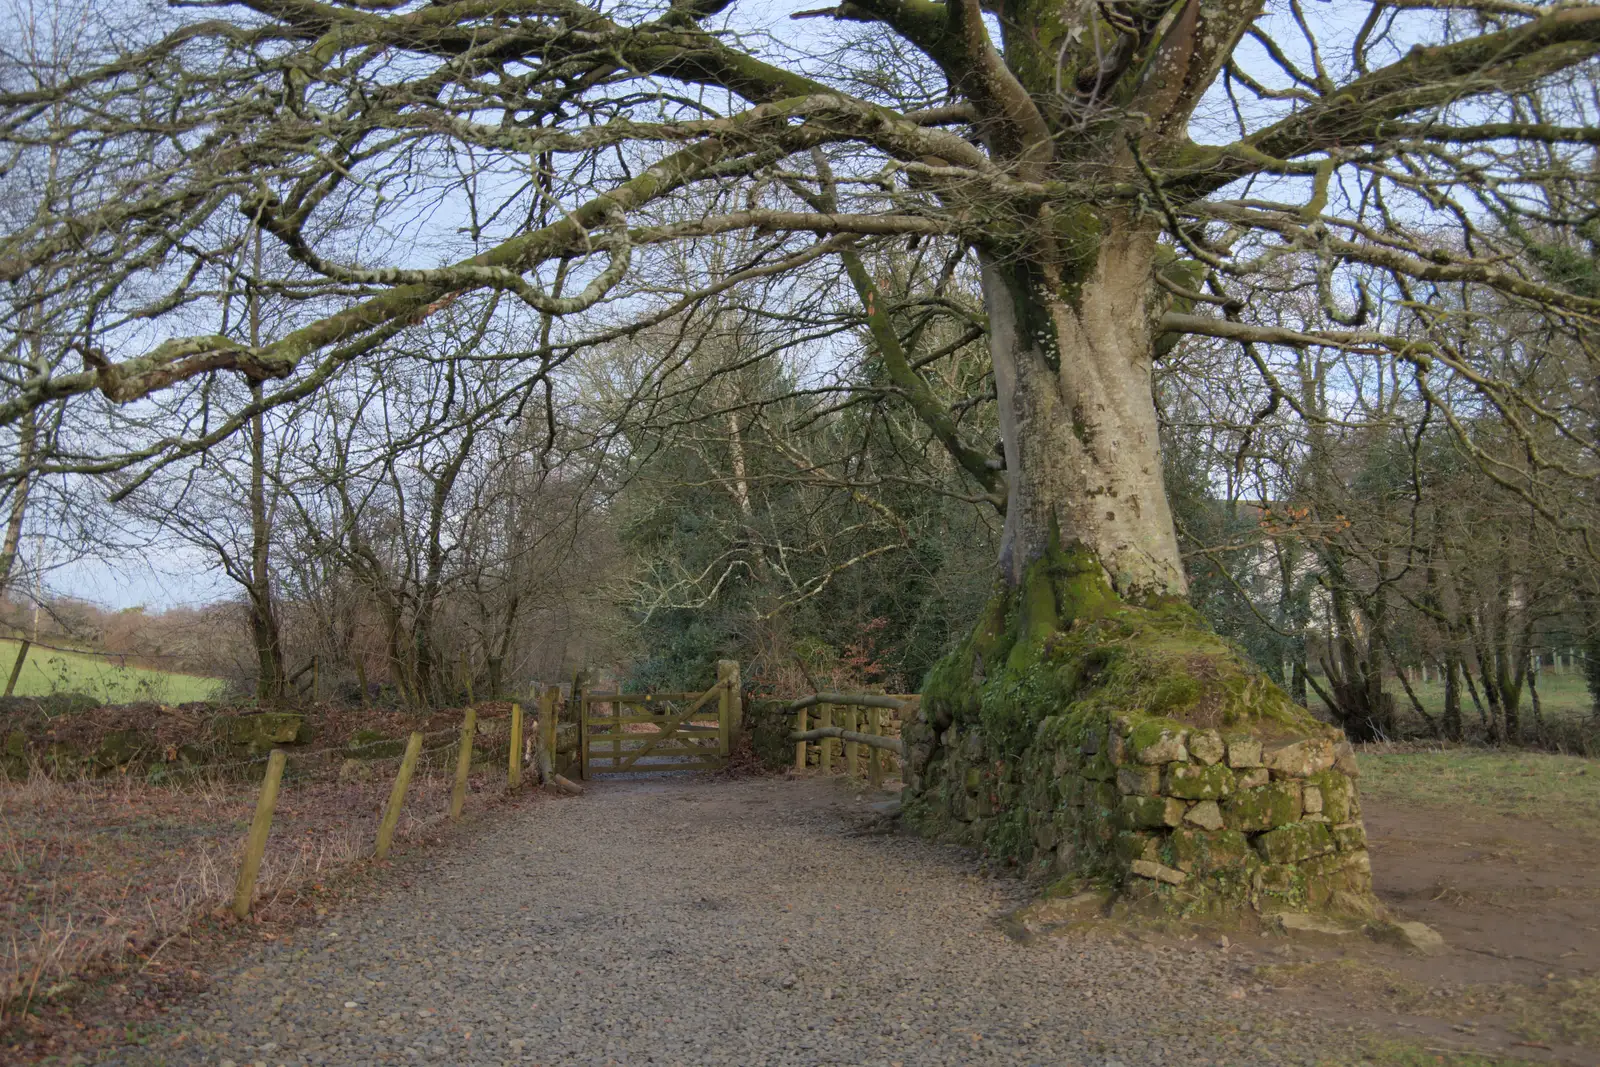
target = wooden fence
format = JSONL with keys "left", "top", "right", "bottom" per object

{"left": 786, "top": 692, "right": 916, "bottom": 786}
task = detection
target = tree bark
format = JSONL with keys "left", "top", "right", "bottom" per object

{"left": 981, "top": 223, "right": 1185, "bottom": 599}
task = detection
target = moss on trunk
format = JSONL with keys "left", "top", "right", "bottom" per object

{"left": 902, "top": 536, "right": 1377, "bottom": 921}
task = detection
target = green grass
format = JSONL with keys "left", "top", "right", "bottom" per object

{"left": 0, "top": 638, "right": 224, "bottom": 704}
{"left": 1361, "top": 747, "right": 1600, "bottom": 832}
{"left": 1399, "top": 671, "right": 1592, "bottom": 724}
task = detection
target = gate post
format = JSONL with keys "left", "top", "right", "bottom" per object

{"left": 573, "top": 668, "right": 591, "bottom": 781}
{"left": 717, "top": 660, "right": 740, "bottom": 756}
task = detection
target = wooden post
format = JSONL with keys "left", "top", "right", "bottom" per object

{"left": 449, "top": 709, "right": 476, "bottom": 821}
{"left": 540, "top": 685, "right": 558, "bottom": 782}
{"left": 375, "top": 732, "right": 424, "bottom": 859}
{"left": 820, "top": 703, "right": 833, "bottom": 774}
{"left": 4, "top": 639, "right": 29, "bottom": 697}
{"left": 508, "top": 701, "right": 524, "bottom": 789}
{"left": 574, "top": 669, "right": 591, "bottom": 781}
{"left": 869, "top": 707, "right": 883, "bottom": 787}
{"left": 354, "top": 655, "right": 370, "bottom": 706}
{"left": 232, "top": 748, "right": 287, "bottom": 919}
{"left": 845, "top": 706, "right": 860, "bottom": 778}
{"left": 717, "top": 660, "right": 739, "bottom": 757}
{"left": 794, "top": 707, "right": 807, "bottom": 770}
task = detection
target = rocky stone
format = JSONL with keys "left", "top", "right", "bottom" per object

{"left": 1307, "top": 771, "right": 1353, "bottom": 822}
{"left": 1116, "top": 765, "right": 1160, "bottom": 796}
{"left": 1162, "top": 762, "right": 1234, "bottom": 800}
{"left": 1372, "top": 920, "right": 1447, "bottom": 956}
{"left": 1278, "top": 913, "right": 1359, "bottom": 937}
{"left": 1128, "top": 859, "right": 1187, "bottom": 885}
{"left": 1334, "top": 741, "right": 1360, "bottom": 778}
{"left": 1163, "top": 828, "right": 1252, "bottom": 873}
{"left": 1225, "top": 737, "right": 1263, "bottom": 769}
{"left": 1332, "top": 822, "right": 1367, "bottom": 852}
{"left": 1263, "top": 738, "right": 1336, "bottom": 779}
{"left": 1113, "top": 831, "right": 1159, "bottom": 864}
{"left": 1081, "top": 729, "right": 1101, "bottom": 755}
{"left": 1129, "top": 721, "right": 1188, "bottom": 765}
{"left": 1118, "top": 794, "right": 1185, "bottom": 830}
{"left": 1253, "top": 822, "right": 1335, "bottom": 865}
{"left": 1223, "top": 780, "right": 1302, "bottom": 832}
{"left": 1254, "top": 864, "right": 1299, "bottom": 894}
{"left": 1187, "top": 729, "right": 1225, "bottom": 766}
{"left": 1183, "top": 800, "right": 1225, "bottom": 832}
{"left": 1236, "top": 767, "right": 1269, "bottom": 789}
{"left": 217, "top": 712, "right": 308, "bottom": 748}
{"left": 1302, "top": 785, "right": 1323, "bottom": 814}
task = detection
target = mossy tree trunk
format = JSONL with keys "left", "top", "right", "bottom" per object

{"left": 982, "top": 222, "right": 1187, "bottom": 602}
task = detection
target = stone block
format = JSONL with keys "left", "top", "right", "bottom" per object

{"left": 1303, "top": 784, "right": 1323, "bottom": 814}
{"left": 1107, "top": 730, "right": 1126, "bottom": 765}
{"left": 1236, "top": 767, "right": 1269, "bottom": 789}
{"left": 1264, "top": 738, "right": 1336, "bottom": 778}
{"left": 1163, "top": 762, "right": 1235, "bottom": 800}
{"left": 1253, "top": 863, "right": 1299, "bottom": 894}
{"left": 1164, "top": 828, "right": 1252, "bottom": 873}
{"left": 964, "top": 767, "right": 982, "bottom": 793}
{"left": 1307, "top": 770, "right": 1353, "bottom": 822}
{"left": 1131, "top": 723, "right": 1188, "bottom": 765}
{"left": 94, "top": 730, "right": 142, "bottom": 768}
{"left": 1079, "top": 753, "right": 1116, "bottom": 781}
{"left": 1334, "top": 741, "right": 1360, "bottom": 778}
{"left": 1332, "top": 822, "right": 1367, "bottom": 852}
{"left": 1371, "top": 920, "right": 1446, "bottom": 956}
{"left": 1086, "top": 781, "right": 1119, "bottom": 815}
{"left": 1081, "top": 729, "right": 1101, "bottom": 755}
{"left": 1118, "top": 794, "right": 1185, "bottom": 829}
{"left": 1223, "top": 780, "right": 1302, "bottom": 832}
{"left": 1129, "top": 859, "right": 1187, "bottom": 885}
{"left": 1225, "top": 737, "right": 1263, "bottom": 768}
{"left": 1184, "top": 799, "right": 1225, "bottom": 831}
{"left": 1188, "top": 729, "right": 1225, "bottom": 766}
{"left": 216, "top": 712, "right": 307, "bottom": 748}
{"left": 1254, "top": 821, "right": 1335, "bottom": 865}
{"left": 1116, "top": 765, "right": 1160, "bottom": 796}
{"left": 1114, "top": 830, "right": 1160, "bottom": 864}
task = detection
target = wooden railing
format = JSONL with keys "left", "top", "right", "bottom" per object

{"left": 786, "top": 692, "right": 916, "bottom": 787}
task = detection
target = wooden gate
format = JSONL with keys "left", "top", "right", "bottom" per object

{"left": 579, "top": 678, "right": 732, "bottom": 778}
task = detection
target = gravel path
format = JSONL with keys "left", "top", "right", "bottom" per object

{"left": 117, "top": 777, "right": 1360, "bottom": 1066}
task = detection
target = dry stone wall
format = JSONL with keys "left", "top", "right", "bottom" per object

{"left": 906, "top": 712, "right": 1374, "bottom": 918}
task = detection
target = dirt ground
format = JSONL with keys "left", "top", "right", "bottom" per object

{"left": 1234, "top": 793, "right": 1600, "bottom": 1064}
{"left": 6, "top": 746, "right": 1600, "bottom": 1065}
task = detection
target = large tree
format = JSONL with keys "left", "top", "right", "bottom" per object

{"left": 4, "top": 0, "right": 1599, "bottom": 910}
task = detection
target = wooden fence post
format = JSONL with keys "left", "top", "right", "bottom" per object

{"left": 820, "top": 703, "right": 833, "bottom": 774}
{"left": 869, "top": 707, "right": 883, "bottom": 787}
{"left": 845, "top": 707, "right": 860, "bottom": 778}
{"left": 717, "top": 660, "right": 739, "bottom": 756}
{"left": 450, "top": 709, "right": 476, "bottom": 821}
{"left": 540, "top": 685, "right": 558, "bottom": 782}
{"left": 573, "top": 668, "right": 591, "bottom": 781}
{"left": 4, "top": 639, "right": 29, "bottom": 698}
{"left": 508, "top": 701, "right": 524, "bottom": 789}
{"left": 794, "top": 706, "right": 807, "bottom": 770}
{"left": 232, "top": 748, "right": 287, "bottom": 919}
{"left": 375, "top": 732, "right": 424, "bottom": 860}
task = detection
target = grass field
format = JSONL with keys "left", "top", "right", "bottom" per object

{"left": 1360, "top": 745, "right": 1600, "bottom": 832}
{"left": 0, "top": 638, "right": 223, "bottom": 704}
{"left": 1399, "top": 670, "right": 1592, "bottom": 723}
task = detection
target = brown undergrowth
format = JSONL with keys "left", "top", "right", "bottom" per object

{"left": 0, "top": 727, "right": 536, "bottom": 1063}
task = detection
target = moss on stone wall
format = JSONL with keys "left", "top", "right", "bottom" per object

{"left": 902, "top": 536, "right": 1378, "bottom": 921}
